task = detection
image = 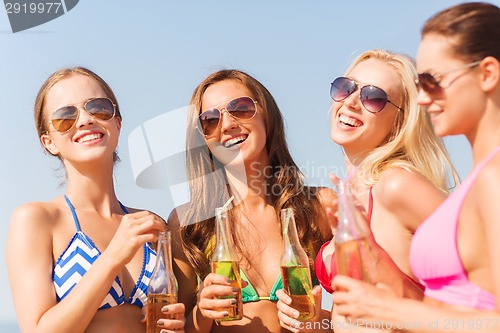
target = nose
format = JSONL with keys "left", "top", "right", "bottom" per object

{"left": 75, "top": 106, "right": 95, "bottom": 128}
{"left": 416, "top": 88, "right": 433, "bottom": 107}
{"left": 219, "top": 109, "right": 239, "bottom": 133}
{"left": 343, "top": 90, "right": 362, "bottom": 111}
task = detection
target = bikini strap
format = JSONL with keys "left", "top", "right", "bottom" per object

{"left": 64, "top": 196, "right": 129, "bottom": 231}
{"left": 118, "top": 201, "right": 129, "bottom": 214}
{"left": 64, "top": 195, "right": 82, "bottom": 232}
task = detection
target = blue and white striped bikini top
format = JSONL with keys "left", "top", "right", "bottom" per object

{"left": 53, "top": 195, "right": 157, "bottom": 310}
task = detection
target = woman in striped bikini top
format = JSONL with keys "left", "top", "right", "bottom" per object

{"left": 6, "top": 67, "right": 185, "bottom": 333}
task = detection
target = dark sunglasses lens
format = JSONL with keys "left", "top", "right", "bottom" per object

{"left": 360, "top": 86, "right": 388, "bottom": 113}
{"left": 330, "top": 77, "right": 356, "bottom": 101}
{"left": 417, "top": 73, "right": 440, "bottom": 94}
{"left": 85, "top": 98, "right": 115, "bottom": 120}
{"left": 199, "top": 108, "right": 221, "bottom": 135}
{"left": 51, "top": 106, "right": 78, "bottom": 132}
{"left": 226, "top": 97, "right": 256, "bottom": 119}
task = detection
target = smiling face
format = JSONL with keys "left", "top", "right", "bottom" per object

{"left": 331, "top": 58, "right": 403, "bottom": 158}
{"left": 200, "top": 79, "right": 268, "bottom": 167}
{"left": 40, "top": 74, "right": 121, "bottom": 164}
{"left": 416, "top": 34, "right": 484, "bottom": 138}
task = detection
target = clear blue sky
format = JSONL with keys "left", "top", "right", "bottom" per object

{"left": 0, "top": 1, "right": 476, "bottom": 330}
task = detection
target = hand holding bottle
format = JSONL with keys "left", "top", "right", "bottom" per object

{"left": 142, "top": 303, "right": 186, "bottom": 332}
{"left": 106, "top": 211, "right": 166, "bottom": 268}
{"left": 208, "top": 205, "right": 244, "bottom": 322}
{"left": 197, "top": 273, "right": 243, "bottom": 321}
{"left": 276, "top": 285, "right": 323, "bottom": 333}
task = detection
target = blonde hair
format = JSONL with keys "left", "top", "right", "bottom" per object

{"left": 345, "top": 50, "right": 458, "bottom": 192}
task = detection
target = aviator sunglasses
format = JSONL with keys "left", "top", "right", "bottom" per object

{"left": 416, "top": 61, "right": 481, "bottom": 95}
{"left": 48, "top": 97, "right": 116, "bottom": 133}
{"left": 197, "top": 96, "right": 258, "bottom": 136}
{"left": 330, "top": 77, "right": 403, "bottom": 113}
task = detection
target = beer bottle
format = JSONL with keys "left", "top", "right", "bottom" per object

{"left": 147, "top": 231, "right": 178, "bottom": 333}
{"left": 334, "top": 178, "right": 374, "bottom": 284}
{"left": 280, "top": 207, "right": 315, "bottom": 321}
{"left": 210, "top": 207, "right": 243, "bottom": 321}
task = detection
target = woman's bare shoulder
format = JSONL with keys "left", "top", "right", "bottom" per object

{"left": 377, "top": 167, "right": 444, "bottom": 206}
{"left": 10, "top": 199, "right": 65, "bottom": 229}
{"left": 307, "top": 186, "right": 337, "bottom": 204}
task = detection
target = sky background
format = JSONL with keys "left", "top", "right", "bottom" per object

{"left": 0, "top": 0, "right": 484, "bottom": 331}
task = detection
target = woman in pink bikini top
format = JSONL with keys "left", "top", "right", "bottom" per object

{"left": 333, "top": 2, "right": 500, "bottom": 330}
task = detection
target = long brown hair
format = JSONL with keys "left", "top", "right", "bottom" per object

{"left": 179, "top": 69, "right": 327, "bottom": 279}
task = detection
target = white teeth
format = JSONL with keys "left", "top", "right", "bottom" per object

{"left": 223, "top": 135, "right": 247, "bottom": 148}
{"left": 339, "top": 114, "right": 362, "bottom": 127}
{"left": 77, "top": 133, "right": 102, "bottom": 143}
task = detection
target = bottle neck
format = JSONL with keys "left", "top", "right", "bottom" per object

{"left": 335, "top": 179, "right": 369, "bottom": 242}
{"left": 282, "top": 209, "right": 300, "bottom": 246}
{"left": 157, "top": 231, "right": 173, "bottom": 271}
{"left": 213, "top": 209, "right": 237, "bottom": 261}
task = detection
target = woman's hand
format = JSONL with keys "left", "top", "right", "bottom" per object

{"left": 276, "top": 285, "right": 323, "bottom": 333}
{"left": 106, "top": 211, "right": 166, "bottom": 266}
{"left": 142, "top": 302, "right": 186, "bottom": 332}
{"left": 332, "top": 275, "right": 396, "bottom": 326}
{"left": 197, "top": 273, "right": 239, "bottom": 321}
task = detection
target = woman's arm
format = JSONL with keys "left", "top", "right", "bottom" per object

{"left": 334, "top": 275, "right": 500, "bottom": 333}
{"left": 372, "top": 168, "right": 446, "bottom": 298}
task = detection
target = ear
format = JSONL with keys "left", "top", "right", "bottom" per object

{"left": 40, "top": 133, "right": 60, "bottom": 156}
{"left": 479, "top": 56, "right": 500, "bottom": 92}
{"left": 116, "top": 117, "right": 122, "bottom": 131}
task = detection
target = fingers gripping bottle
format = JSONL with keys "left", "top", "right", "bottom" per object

{"left": 147, "top": 231, "right": 178, "bottom": 333}
{"left": 334, "top": 179, "right": 375, "bottom": 284}
{"left": 210, "top": 207, "right": 243, "bottom": 321}
{"left": 280, "top": 208, "right": 316, "bottom": 321}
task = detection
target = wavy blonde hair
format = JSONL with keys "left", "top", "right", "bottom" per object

{"left": 344, "top": 50, "right": 458, "bottom": 192}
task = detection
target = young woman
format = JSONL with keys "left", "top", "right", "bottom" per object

{"left": 6, "top": 67, "right": 185, "bottom": 333}
{"left": 168, "top": 69, "right": 335, "bottom": 332}
{"left": 277, "top": 50, "right": 458, "bottom": 333}
{"left": 332, "top": 3, "right": 500, "bottom": 332}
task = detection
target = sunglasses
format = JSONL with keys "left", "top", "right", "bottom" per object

{"left": 197, "top": 96, "right": 257, "bottom": 136}
{"left": 48, "top": 97, "right": 116, "bottom": 133}
{"left": 416, "top": 61, "right": 481, "bottom": 95}
{"left": 330, "top": 77, "right": 403, "bottom": 113}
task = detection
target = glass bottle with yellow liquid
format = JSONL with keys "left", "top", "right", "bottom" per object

{"left": 211, "top": 207, "right": 243, "bottom": 321}
{"left": 147, "top": 231, "right": 178, "bottom": 333}
{"left": 334, "top": 178, "right": 374, "bottom": 284}
{"left": 280, "top": 208, "right": 315, "bottom": 321}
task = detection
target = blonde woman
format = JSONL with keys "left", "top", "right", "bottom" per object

{"left": 278, "top": 50, "right": 458, "bottom": 332}
{"left": 333, "top": 3, "right": 500, "bottom": 332}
